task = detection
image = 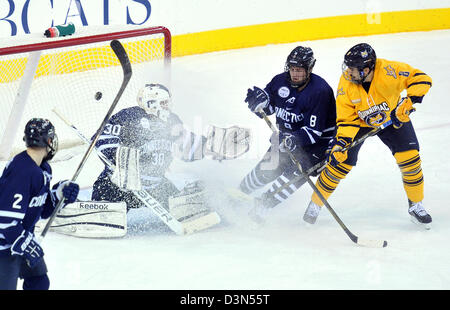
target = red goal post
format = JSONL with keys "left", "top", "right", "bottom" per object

{"left": 0, "top": 25, "right": 171, "bottom": 160}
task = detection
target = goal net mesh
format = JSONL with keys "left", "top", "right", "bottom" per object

{"left": 0, "top": 25, "right": 171, "bottom": 160}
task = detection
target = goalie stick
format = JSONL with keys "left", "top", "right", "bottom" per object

{"left": 51, "top": 110, "right": 220, "bottom": 236}
{"left": 40, "top": 39, "right": 132, "bottom": 239}
{"left": 259, "top": 110, "right": 388, "bottom": 248}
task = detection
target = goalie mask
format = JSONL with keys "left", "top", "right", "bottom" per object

{"left": 137, "top": 83, "right": 172, "bottom": 122}
{"left": 23, "top": 118, "right": 58, "bottom": 161}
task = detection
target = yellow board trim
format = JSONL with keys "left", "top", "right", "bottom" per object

{"left": 1, "top": 8, "right": 449, "bottom": 83}
{"left": 172, "top": 8, "right": 450, "bottom": 57}
{"left": 0, "top": 39, "right": 165, "bottom": 83}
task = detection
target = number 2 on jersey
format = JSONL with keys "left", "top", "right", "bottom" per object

{"left": 12, "top": 194, "right": 23, "bottom": 209}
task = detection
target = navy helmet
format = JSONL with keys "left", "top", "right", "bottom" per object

{"left": 342, "top": 43, "right": 376, "bottom": 83}
{"left": 284, "top": 46, "right": 316, "bottom": 87}
{"left": 23, "top": 118, "right": 58, "bottom": 161}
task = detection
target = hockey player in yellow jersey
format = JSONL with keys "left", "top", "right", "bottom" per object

{"left": 303, "top": 43, "right": 433, "bottom": 229}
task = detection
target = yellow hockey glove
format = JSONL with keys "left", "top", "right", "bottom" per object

{"left": 391, "top": 97, "right": 416, "bottom": 129}
{"left": 327, "top": 137, "right": 352, "bottom": 167}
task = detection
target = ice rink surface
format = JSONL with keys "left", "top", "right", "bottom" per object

{"left": 3, "top": 29, "right": 450, "bottom": 290}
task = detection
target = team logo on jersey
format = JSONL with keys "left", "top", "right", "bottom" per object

{"left": 358, "top": 102, "right": 390, "bottom": 126}
{"left": 29, "top": 193, "right": 48, "bottom": 208}
{"left": 384, "top": 65, "right": 397, "bottom": 79}
{"left": 274, "top": 106, "right": 304, "bottom": 123}
{"left": 278, "top": 87, "right": 290, "bottom": 98}
{"left": 399, "top": 71, "right": 410, "bottom": 77}
{"left": 43, "top": 171, "right": 52, "bottom": 185}
{"left": 285, "top": 97, "right": 296, "bottom": 109}
{"left": 141, "top": 139, "right": 173, "bottom": 153}
{"left": 337, "top": 88, "right": 345, "bottom": 97}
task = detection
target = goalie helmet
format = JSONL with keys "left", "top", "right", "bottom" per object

{"left": 23, "top": 118, "right": 58, "bottom": 161}
{"left": 284, "top": 46, "right": 316, "bottom": 88}
{"left": 137, "top": 83, "right": 172, "bottom": 122}
{"left": 342, "top": 43, "right": 376, "bottom": 84}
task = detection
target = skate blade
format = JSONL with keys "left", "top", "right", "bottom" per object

{"left": 410, "top": 216, "right": 431, "bottom": 230}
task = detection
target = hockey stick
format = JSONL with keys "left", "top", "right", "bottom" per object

{"left": 40, "top": 40, "right": 132, "bottom": 239}
{"left": 51, "top": 109, "right": 220, "bottom": 235}
{"left": 266, "top": 119, "right": 392, "bottom": 199}
{"left": 259, "top": 110, "right": 388, "bottom": 248}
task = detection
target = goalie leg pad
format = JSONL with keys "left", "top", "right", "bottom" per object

{"left": 168, "top": 181, "right": 221, "bottom": 232}
{"left": 169, "top": 189, "right": 210, "bottom": 221}
{"left": 111, "top": 146, "right": 141, "bottom": 190}
{"left": 37, "top": 201, "right": 127, "bottom": 238}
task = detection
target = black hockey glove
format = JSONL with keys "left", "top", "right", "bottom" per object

{"left": 245, "top": 86, "right": 269, "bottom": 113}
{"left": 11, "top": 230, "right": 44, "bottom": 268}
{"left": 53, "top": 180, "right": 80, "bottom": 204}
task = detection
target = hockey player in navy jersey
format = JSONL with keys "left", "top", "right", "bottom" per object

{"left": 238, "top": 46, "right": 336, "bottom": 219}
{"left": 0, "top": 118, "right": 79, "bottom": 290}
{"left": 92, "top": 83, "right": 250, "bottom": 216}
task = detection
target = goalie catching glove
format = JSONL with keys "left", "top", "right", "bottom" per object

{"left": 205, "top": 125, "right": 251, "bottom": 160}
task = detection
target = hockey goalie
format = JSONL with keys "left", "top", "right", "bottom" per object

{"left": 45, "top": 83, "right": 251, "bottom": 238}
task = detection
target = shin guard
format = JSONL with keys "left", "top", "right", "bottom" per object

{"left": 311, "top": 163, "right": 353, "bottom": 206}
{"left": 395, "top": 150, "right": 424, "bottom": 203}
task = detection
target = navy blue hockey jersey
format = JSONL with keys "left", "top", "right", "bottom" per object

{"left": 260, "top": 72, "right": 336, "bottom": 147}
{"left": 0, "top": 151, "right": 57, "bottom": 256}
{"left": 94, "top": 106, "right": 206, "bottom": 187}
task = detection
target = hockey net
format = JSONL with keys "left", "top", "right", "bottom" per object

{"left": 0, "top": 25, "right": 171, "bottom": 160}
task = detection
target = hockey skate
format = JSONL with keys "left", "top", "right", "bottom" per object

{"left": 247, "top": 198, "right": 268, "bottom": 225}
{"left": 303, "top": 200, "right": 321, "bottom": 224}
{"left": 408, "top": 200, "right": 432, "bottom": 230}
{"left": 247, "top": 191, "right": 282, "bottom": 224}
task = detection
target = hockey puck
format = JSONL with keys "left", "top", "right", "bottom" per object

{"left": 95, "top": 92, "right": 102, "bottom": 101}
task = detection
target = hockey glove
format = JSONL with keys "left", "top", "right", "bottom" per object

{"left": 390, "top": 97, "right": 415, "bottom": 129}
{"left": 245, "top": 86, "right": 269, "bottom": 113}
{"left": 280, "top": 132, "right": 300, "bottom": 153}
{"left": 327, "top": 137, "right": 352, "bottom": 167}
{"left": 54, "top": 180, "right": 80, "bottom": 204}
{"left": 11, "top": 230, "right": 44, "bottom": 268}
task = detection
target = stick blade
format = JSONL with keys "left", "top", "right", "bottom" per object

{"left": 356, "top": 238, "right": 388, "bottom": 248}
{"left": 110, "top": 39, "right": 132, "bottom": 78}
{"left": 181, "top": 211, "right": 221, "bottom": 235}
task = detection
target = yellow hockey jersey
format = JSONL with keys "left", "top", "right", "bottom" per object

{"left": 335, "top": 58, "right": 432, "bottom": 139}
